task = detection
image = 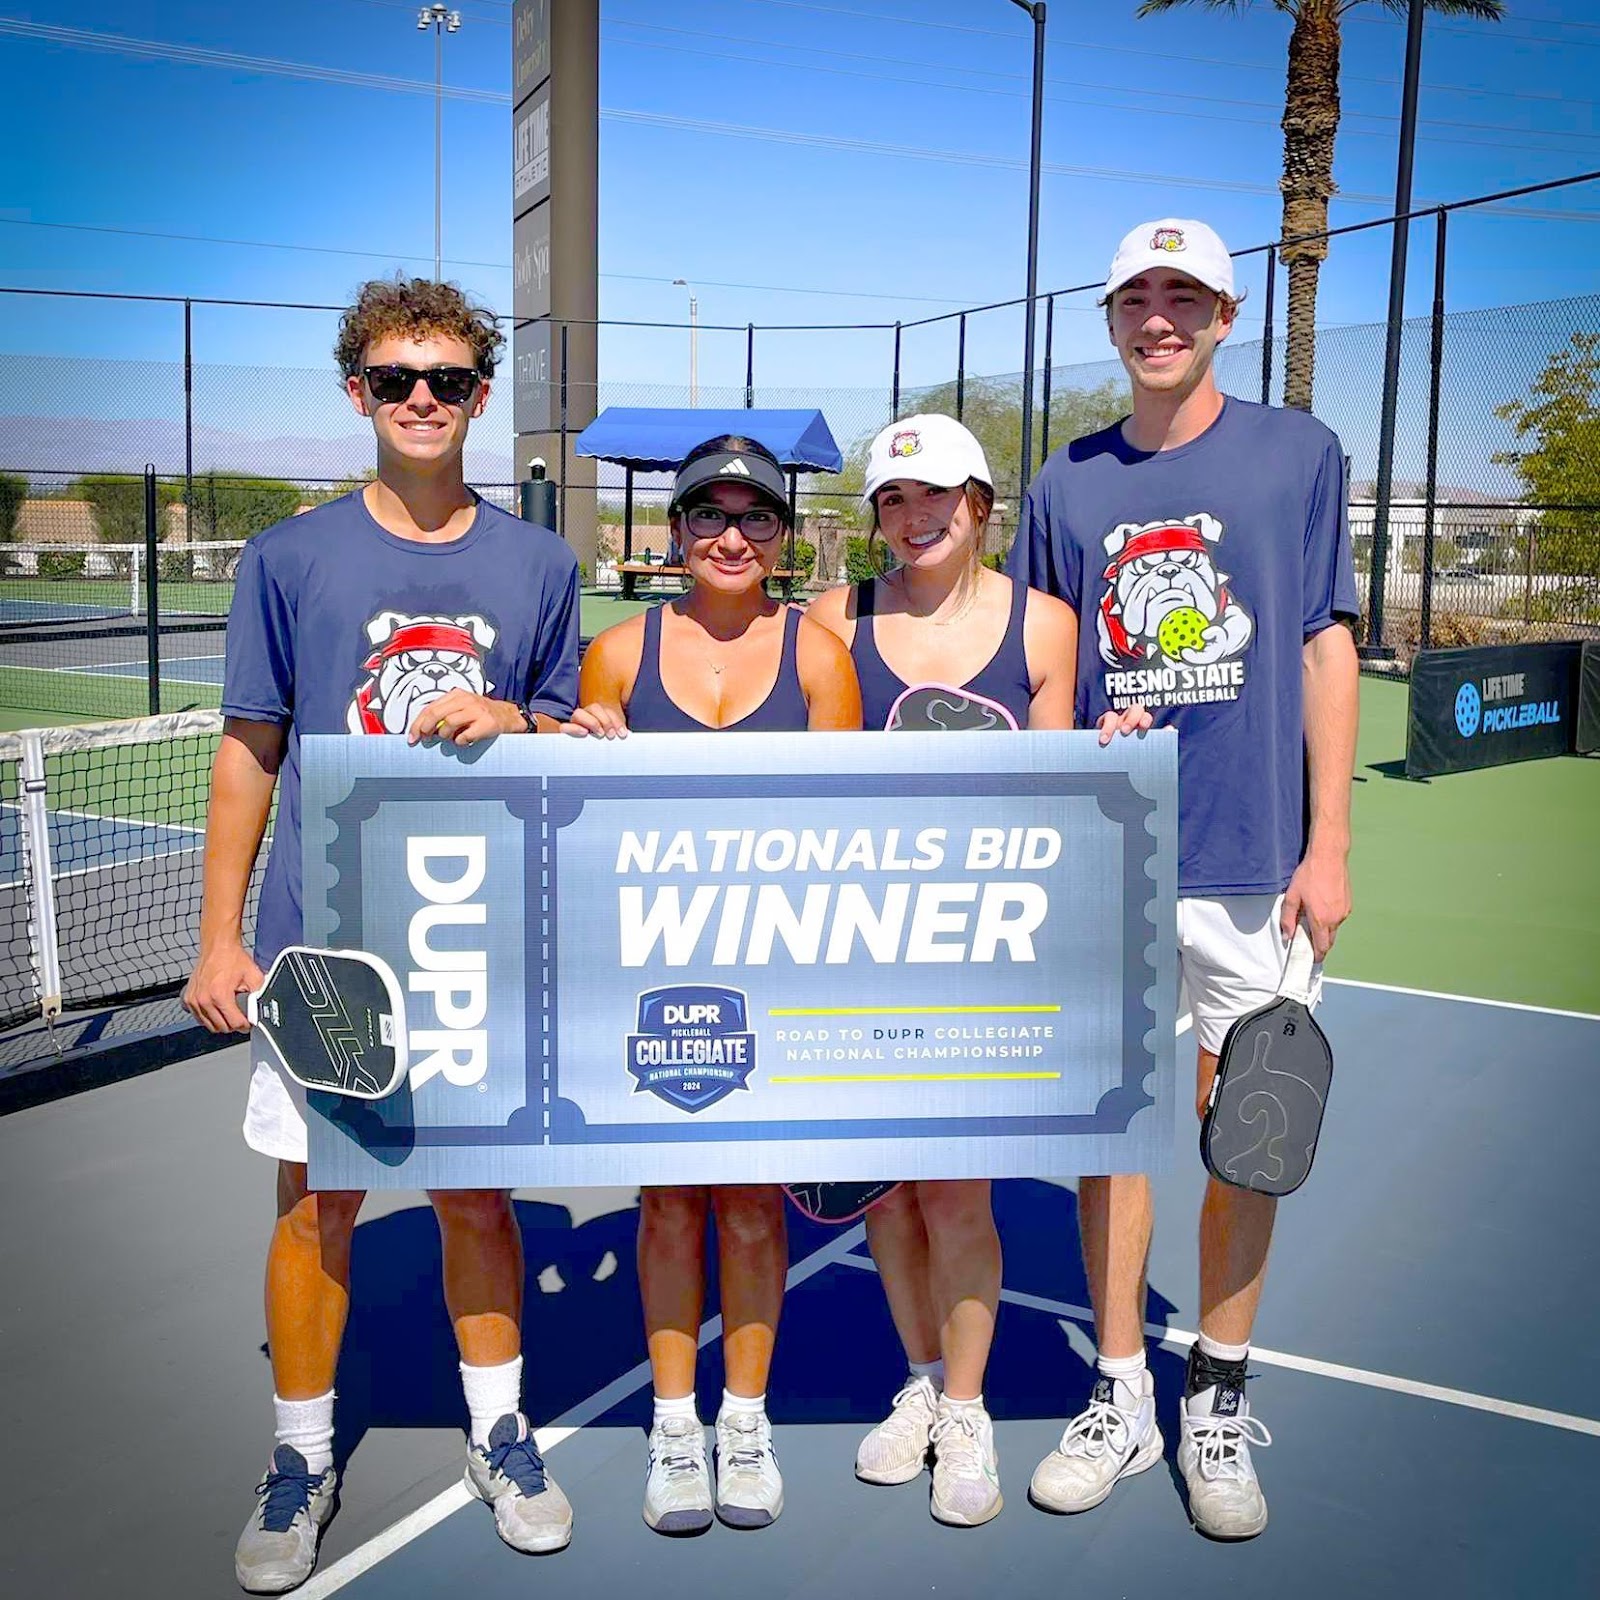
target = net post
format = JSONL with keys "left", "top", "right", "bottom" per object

{"left": 19, "top": 731, "right": 63, "bottom": 1023}
{"left": 144, "top": 464, "right": 160, "bottom": 716}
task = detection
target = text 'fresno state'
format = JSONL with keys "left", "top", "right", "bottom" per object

{"left": 615, "top": 826, "right": 1061, "bottom": 968}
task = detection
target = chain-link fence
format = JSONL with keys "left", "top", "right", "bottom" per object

{"left": 5, "top": 173, "right": 1598, "bottom": 704}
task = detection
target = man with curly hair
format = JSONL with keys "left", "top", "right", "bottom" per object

{"left": 185, "top": 277, "right": 580, "bottom": 1592}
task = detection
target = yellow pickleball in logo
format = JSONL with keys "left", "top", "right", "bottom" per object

{"left": 1157, "top": 605, "right": 1208, "bottom": 659}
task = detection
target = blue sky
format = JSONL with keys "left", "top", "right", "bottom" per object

{"left": 2, "top": 0, "right": 1596, "bottom": 406}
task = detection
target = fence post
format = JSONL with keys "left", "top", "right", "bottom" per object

{"left": 559, "top": 322, "right": 569, "bottom": 542}
{"left": 1419, "top": 208, "right": 1447, "bottom": 653}
{"left": 956, "top": 313, "right": 966, "bottom": 422}
{"left": 745, "top": 324, "right": 755, "bottom": 409}
{"left": 1259, "top": 246, "right": 1276, "bottom": 406}
{"left": 144, "top": 464, "right": 160, "bottom": 717}
{"left": 183, "top": 299, "right": 194, "bottom": 533}
{"left": 891, "top": 322, "right": 902, "bottom": 419}
{"left": 1040, "top": 294, "right": 1055, "bottom": 464}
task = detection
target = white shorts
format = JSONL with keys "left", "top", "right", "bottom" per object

{"left": 243, "top": 1055, "right": 311, "bottom": 1165}
{"left": 1177, "top": 893, "right": 1323, "bottom": 1056}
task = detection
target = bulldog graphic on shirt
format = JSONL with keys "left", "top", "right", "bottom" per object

{"left": 1095, "top": 513, "right": 1254, "bottom": 710}
{"left": 346, "top": 610, "right": 499, "bottom": 734}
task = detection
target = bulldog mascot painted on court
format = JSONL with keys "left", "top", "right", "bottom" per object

{"left": 347, "top": 610, "right": 499, "bottom": 734}
{"left": 1096, "top": 513, "right": 1253, "bottom": 670}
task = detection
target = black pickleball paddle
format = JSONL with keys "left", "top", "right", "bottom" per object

{"left": 248, "top": 947, "right": 409, "bottom": 1100}
{"left": 1201, "top": 925, "right": 1333, "bottom": 1197}
{"left": 783, "top": 1182, "right": 903, "bottom": 1225}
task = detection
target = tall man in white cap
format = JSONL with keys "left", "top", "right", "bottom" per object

{"left": 1008, "top": 219, "right": 1360, "bottom": 1539}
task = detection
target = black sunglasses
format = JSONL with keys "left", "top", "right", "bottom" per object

{"left": 361, "top": 364, "right": 481, "bottom": 407}
{"left": 681, "top": 503, "right": 785, "bottom": 543}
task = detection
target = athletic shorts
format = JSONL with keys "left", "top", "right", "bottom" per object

{"left": 243, "top": 1054, "right": 310, "bottom": 1165}
{"left": 1177, "top": 893, "right": 1324, "bottom": 1056}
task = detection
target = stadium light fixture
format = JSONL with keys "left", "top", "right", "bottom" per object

{"left": 417, "top": 5, "right": 463, "bottom": 280}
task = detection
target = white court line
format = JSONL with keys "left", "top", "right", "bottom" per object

{"left": 295, "top": 1222, "right": 869, "bottom": 1599}
{"left": 1325, "top": 976, "right": 1598, "bottom": 1023}
{"left": 835, "top": 1256, "right": 1600, "bottom": 1439}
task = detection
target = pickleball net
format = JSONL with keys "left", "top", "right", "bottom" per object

{"left": 0, "top": 540, "right": 247, "bottom": 628}
{"left": 0, "top": 711, "right": 267, "bottom": 1031}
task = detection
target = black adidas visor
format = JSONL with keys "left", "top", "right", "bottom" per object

{"left": 669, "top": 448, "right": 791, "bottom": 521}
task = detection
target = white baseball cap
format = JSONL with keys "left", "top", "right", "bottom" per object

{"left": 1104, "top": 218, "right": 1241, "bottom": 302}
{"left": 861, "top": 414, "right": 993, "bottom": 506}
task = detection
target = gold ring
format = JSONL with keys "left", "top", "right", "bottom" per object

{"left": 436, "top": 718, "right": 448, "bottom": 733}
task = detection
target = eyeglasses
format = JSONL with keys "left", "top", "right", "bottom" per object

{"left": 361, "top": 364, "right": 481, "bottom": 407}
{"left": 682, "top": 503, "right": 784, "bottom": 543}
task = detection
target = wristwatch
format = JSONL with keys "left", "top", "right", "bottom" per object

{"left": 514, "top": 702, "right": 540, "bottom": 733}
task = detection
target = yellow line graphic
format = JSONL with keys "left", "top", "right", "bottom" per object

{"left": 769, "top": 1071, "right": 1062, "bottom": 1084}
{"left": 767, "top": 1004, "right": 1060, "bottom": 1017}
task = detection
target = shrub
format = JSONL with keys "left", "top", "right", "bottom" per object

{"left": 0, "top": 471, "right": 24, "bottom": 542}
{"left": 40, "top": 549, "right": 87, "bottom": 579}
{"left": 844, "top": 535, "right": 878, "bottom": 586}
{"left": 789, "top": 538, "right": 816, "bottom": 580}
{"left": 73, "top": 474, "right": 180, "bottom": 543}
{"left": 193, "top": 474, "right": 304, "bottom": 541}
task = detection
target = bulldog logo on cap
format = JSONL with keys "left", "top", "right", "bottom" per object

{"left": 889, "top": 429, "right": 922, "bottom": 458}
{"left": 1151, "top": 227, "right": 1186, "bottom": 253}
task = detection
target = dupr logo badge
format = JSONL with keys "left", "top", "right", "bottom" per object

{"left": 627, "top": 985, "right": 757, "bottom": 1113}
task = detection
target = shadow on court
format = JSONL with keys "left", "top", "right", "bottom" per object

{"left": 323, "top": 1181, "right": 1184, "bottom": 1472}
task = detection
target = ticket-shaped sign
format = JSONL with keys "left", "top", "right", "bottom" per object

{"left": 298, "top": 730, "right": 1178, "bottom": 1190}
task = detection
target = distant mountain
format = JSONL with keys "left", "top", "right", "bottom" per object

{"left": 0, "top": 417, "right": 516, "bottom": 485}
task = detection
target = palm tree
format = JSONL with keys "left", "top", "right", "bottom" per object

{"left": 1136, "top": 0, "right": 1503, "bottom": 411}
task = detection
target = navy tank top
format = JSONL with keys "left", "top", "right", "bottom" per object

{"left": 850, "top": 576, "right": 1033, "bottom": 731}
{"left": 627, "top": 603, "right": 810, "bottom": 733}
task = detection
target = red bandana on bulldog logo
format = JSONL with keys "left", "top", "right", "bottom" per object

{"left": 1098, "top": 523, "right": 1228, "bottom": 662}
{"left": 352, "top": 620, "right": 482, "bottom": 733}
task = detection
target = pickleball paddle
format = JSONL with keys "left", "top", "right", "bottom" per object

{"left": 247, "top": 946, "right": 408, "bottom": 1099}
{"left": 783, "top": 1181, "right": 902, "bottom": 1225}
{"left": 1201, "top": 925, "right": 1332, "bottom": 1197}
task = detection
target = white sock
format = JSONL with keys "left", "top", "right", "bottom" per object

{"left": 273, "top": 1390, "right": 335, "bottom": 1476}
{"left": 1096, "top": 1349, "right": 1148, "bottom": 1414}
{"left": 460, "top": 1356, "right": 523, "bottom": 1448}
{"left": 1196, "top": 1332, "right": 1250, "bottom": 1364}
{"left": 909, "top": 1358, "right": 945, "bottom": 1391}
{"left": 652, "top": 1393, "right": 700, "bottom": 1428}
{"left": 941, "top": 1391, "right": 985, "bottom": 1412}
{"left": 719, "top": 1388, "right": 766, "bottom": 1420}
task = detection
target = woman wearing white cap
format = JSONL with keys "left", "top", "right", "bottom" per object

{"left": 567, "top": 433, "right": 861, "bottom": 1538}
{"left": 810, "top": 414, "right": 1139, "bottom": 1527}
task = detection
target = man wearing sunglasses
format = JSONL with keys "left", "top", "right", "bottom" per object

{"left": 184, "top": 276, "right": 580, "bottom": 1592}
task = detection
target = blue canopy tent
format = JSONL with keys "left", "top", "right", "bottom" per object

{"left": 574, "top": 407, "right": 844, "bottom": 599}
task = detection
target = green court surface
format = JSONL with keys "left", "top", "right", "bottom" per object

{"left": 1337, "top": 678, "right": 1598, "bottom": 1014}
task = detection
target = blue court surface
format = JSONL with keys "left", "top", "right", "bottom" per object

{"left": 257, "top": 980, "right": 1598, "bottom": 1600}
{"left": 0, "top": 597, "right": 131, "bottom": 624}
{"left": 0, "top": 800, "right": 203, "bottom": 887}
{"left": 60, "top": 652, "right": 227, "bottom": 685}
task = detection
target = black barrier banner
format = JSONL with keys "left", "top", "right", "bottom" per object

{"left": 1577, "top": 644, "right": 1600, "bottom": 757}
{"left": 1406, "top": 642, "right": 1581, "bottom": 778}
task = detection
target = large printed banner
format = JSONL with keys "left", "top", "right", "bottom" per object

{"left": 297, "top": 731, "right": 1178, "bottom": 1190}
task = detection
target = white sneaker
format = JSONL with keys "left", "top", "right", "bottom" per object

{"left": 234, "top": 1446, "right": 337, "bottom": 1594}
{"left": 643, "top": 1415, "right": 713, "bottom": 1535}
{"left": 929, "top": 1398, "right": 1003, "bottom": 1527}
{"left": 464, "top": 1412, "right": 573, "bottom": 1554}
{"left": 714, "top": 1409, "right": 784, "bottom": 1529}
{"left": 1178, "top": 1380, "right": 1272, "bottom": 1540}
{"left": 855, "top": 1374, "right": 940, "bottom": 1485}
{"left": 1029, "top": 1372, "right": 1163, "bottom": 1514}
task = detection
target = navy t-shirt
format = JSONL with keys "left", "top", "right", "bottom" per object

{"left": 1009, "top": 397, "right": 1358, "bottom": 897}
{"left": 221, "top": 491, "right": 580, "bottom": 962}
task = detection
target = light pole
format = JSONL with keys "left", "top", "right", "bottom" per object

{"left": 417, "top": 4, "right": 462, "bottom": 281}
{"left": 1366, "top": 0, "right": 1425, "bottom": 658}
{"left": 1009, "top": 0, "right": 1046, "bottom": 496}
{"left": 672, "top": 278, "right": 699, "bottom": 405}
